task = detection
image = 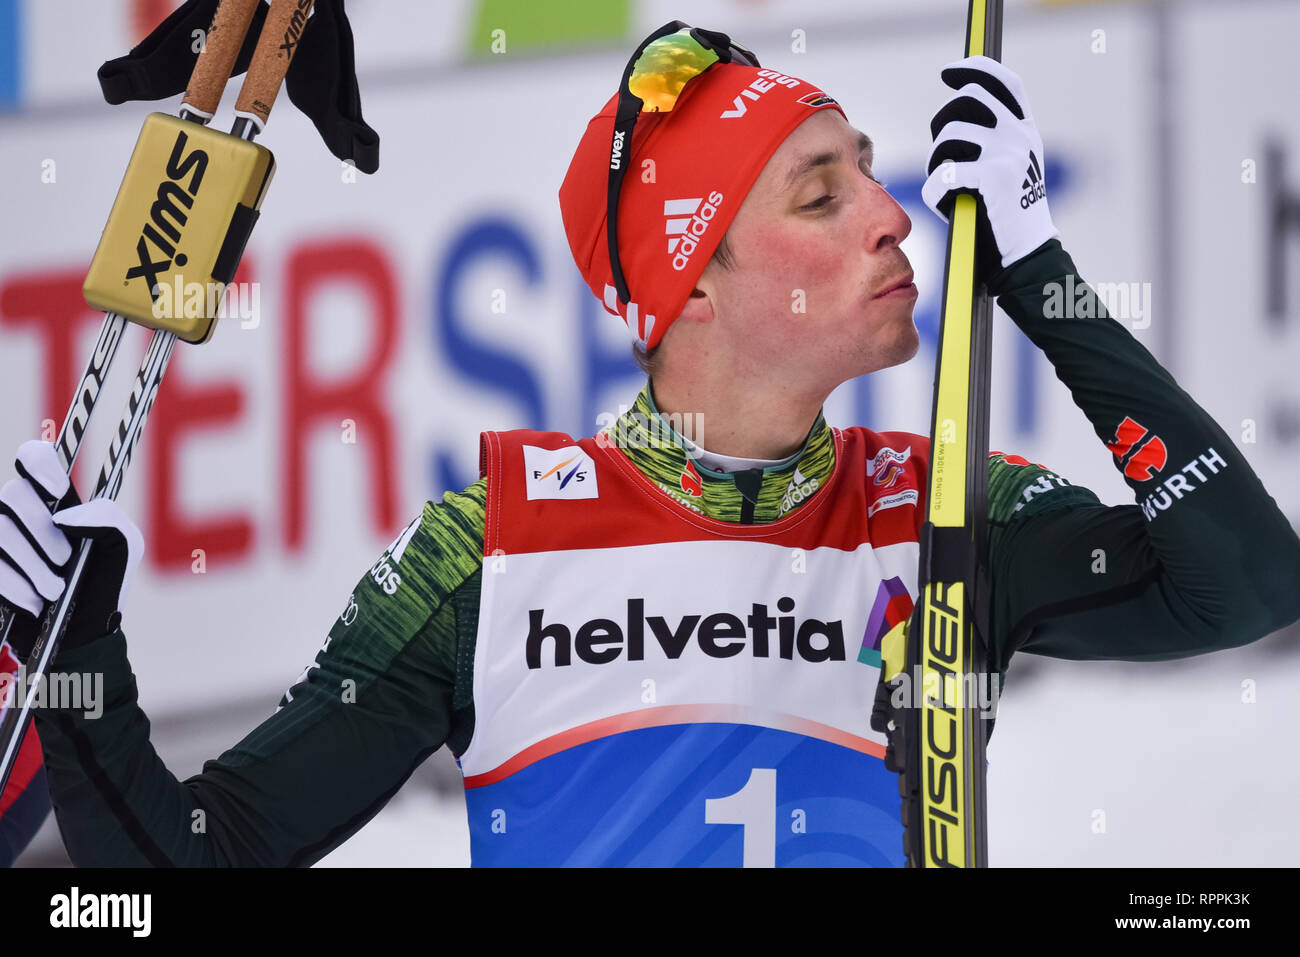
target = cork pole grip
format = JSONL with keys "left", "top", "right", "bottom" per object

{"left": 181, "top": 0, "right": 262, "bottom": 118}
{"left": 234, "top": 0, "right": 317, "bottom": 129}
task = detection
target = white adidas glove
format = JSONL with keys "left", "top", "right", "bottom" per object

{"left": 0, "top": 440, "right": 143, "bottom": 656}
{"left": 921, "top": 55, "right": 1060, "bottom": 272}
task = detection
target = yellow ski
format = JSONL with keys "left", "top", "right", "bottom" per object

{"left": 893, "top": 0, "right": 1003, "bottom": 868}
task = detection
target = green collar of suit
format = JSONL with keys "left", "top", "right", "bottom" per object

{"left": 601, "top": 383, "right": 837, "bottom": 525}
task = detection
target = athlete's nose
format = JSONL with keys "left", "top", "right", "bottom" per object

{"left": 864, "top": 182, "right": 913, "bottom": 252}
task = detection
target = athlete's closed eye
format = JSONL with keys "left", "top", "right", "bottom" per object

{"left": 801, "top": 195, "right": 836, "bottom": 211}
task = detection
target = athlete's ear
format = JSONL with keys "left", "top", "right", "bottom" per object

{"left": 677, "top": 264, "right": 719, "bottom": 325}
{"left": 676, "top": 286, "right": 716, "bottom": 325}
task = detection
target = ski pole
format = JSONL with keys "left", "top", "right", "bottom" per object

{"left": 0, "top": 0, "right": 263, "bottom": 654}
{"left": 0, "top": 0, "right": 312, "bottom": 797}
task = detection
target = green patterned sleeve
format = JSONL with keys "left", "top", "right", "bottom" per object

{"left": 34, "top": 480, "right": 487, "bottom": 867}
{"left": 987, "top": 450, "right": 1102, "bottom": 524}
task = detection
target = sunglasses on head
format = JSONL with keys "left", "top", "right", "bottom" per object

{"left": 607, "top": 21, "right": 760, "bottom": 307}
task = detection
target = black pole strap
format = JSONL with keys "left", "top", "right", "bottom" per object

{"left": 97, "top": 0, "right": 379, "bottom": 173}
{"left": 98, "top": 0, "right": 263, "bottom": 105}
{"left": 917, "top": 521, "right": 976, "bottom": 588}
{"left": 917, "top": 519, "right": 992, "bottom": 646}
{"left": 285, "top": 0, "right": 378, "bottom": 174}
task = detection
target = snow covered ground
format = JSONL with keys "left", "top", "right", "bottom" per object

{"left": 988, "top": 628, "right": 1300, "bottom": 866}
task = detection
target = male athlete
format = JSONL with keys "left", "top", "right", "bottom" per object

{"left": 1, "top": 23, "right": 1297, "bottom": 866}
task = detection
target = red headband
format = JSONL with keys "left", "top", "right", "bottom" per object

{"left": 559, "top": 62, "right": 845, "bottom": 350}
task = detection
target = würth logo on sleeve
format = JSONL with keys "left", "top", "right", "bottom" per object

{"left": 1105, "top": 416, "right": 1167, "bottom": 481}
{"left": 1138, "top": 447, "right": 1228, "bottom": 521}
{"left": 524, "top": 445, "right": 599, "bottom": 501}
{"left": 664, "top": 193, "right": 724, "bottom": 271}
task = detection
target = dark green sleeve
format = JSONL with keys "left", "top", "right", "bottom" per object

{"left": 33, "top": 479, "right": 486, "bottom": 867}
{"left": 980, "top": 240, "right": 1300, "bottom": 670}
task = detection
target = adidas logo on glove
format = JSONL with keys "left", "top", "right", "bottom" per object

{"left": 1020, "top": 150, "right": 1046, "bottom": 209}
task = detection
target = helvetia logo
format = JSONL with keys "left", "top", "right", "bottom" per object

{"left": 523, "top": 445, "right": 599, "bottom": 501}
{"left": 664, "top": 193, "right": 724, "bottom": 271}
{"left": 1020, "top": 150, "right": 1046, "bottom": 209}
{"left": 525, "top": 597, "right": 846, "bottom": 669}
{"left": 123, "top": 129, "right": 209, "bottom": 301}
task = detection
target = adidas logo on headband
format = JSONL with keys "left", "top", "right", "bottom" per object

{"left": 663, "top": 192, "right": 725, "bottom": 271}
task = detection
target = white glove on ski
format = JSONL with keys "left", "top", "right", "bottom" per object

{"left": 921, "top": 55, "right": 1060, "bottom": 271}
{"left": 0, "top": 440, "right": 143, "bottom": 654}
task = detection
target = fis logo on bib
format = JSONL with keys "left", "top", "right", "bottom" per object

{"left": 524, "top": 445, "right": 599, "bottom": 501}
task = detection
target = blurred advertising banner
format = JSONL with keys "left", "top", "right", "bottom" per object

{"left": 1, "top": 0, "right": 1295, "bottom": 715}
